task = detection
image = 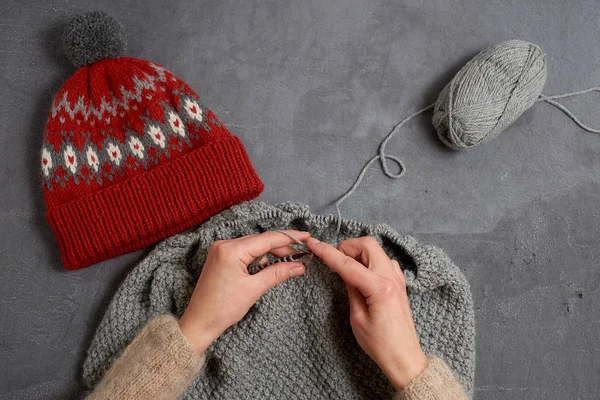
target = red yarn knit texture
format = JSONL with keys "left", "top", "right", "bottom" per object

{"left": 41, "top": 57, "right": 263, "bottom": 270}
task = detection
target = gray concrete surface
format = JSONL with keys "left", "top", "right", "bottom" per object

{"left": 1, "top": 0, "right": 599, "bottom": 399}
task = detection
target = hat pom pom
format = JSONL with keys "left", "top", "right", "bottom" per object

{"left": 62, "top": 11, "right": 126, "bottom": 68}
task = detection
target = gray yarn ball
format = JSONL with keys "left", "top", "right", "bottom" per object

{"left": 433, "top": 40, "right": 547, "bottom": 150}
{"left": 62, "top": 11, "right": 126, "bottom": 68}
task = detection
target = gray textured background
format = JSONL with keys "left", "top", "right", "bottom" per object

{"left": 1, "top": 0, "right": 599, "bottom": 399}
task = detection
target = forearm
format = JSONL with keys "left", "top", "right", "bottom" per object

{"left": 85, "top": 317, "right": 466, "bottom": 400}
{"left": 394, "top": 357, "right": 469, "bottom": 400}
{"left": 87, "top": 315, "right": 206, "bottom": 400}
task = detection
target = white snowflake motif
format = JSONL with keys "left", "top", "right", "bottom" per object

{"left": 86, "top": 146, "right": 100, "bottom": 172}
{"left": 129, "top": 136, "right": 145, "bottom": 159}
{"left": 183, "top": 99, "right": 203, "bottom": 122}
{"left": 168, "top": 112, "right": 186, "bottom": 137}
{"left": 106, "top": 143, "right": 122, "bottom": 166}
{"left": 63, "top": 145, "right": 78, "bottom": 174}
{"left": 148, "top": 125, "right": 166, "bottom": 148}
{"left": 41, "top": 148, "right": 53, "bottom": 177}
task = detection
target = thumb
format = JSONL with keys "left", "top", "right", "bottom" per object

{"left": 252, "top": 262, "right": 306, "bottom": 295}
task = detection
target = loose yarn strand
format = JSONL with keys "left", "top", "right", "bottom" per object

{"left": 275, "top": 230, "right": 315, "bottom": 265}
{"left": 276, "top": 230, "right": 310, "bottom": 252}
{"left": 334, "top": 104, "right": 434, "bottom": 235}
{"left": 538, "top": 87, "right": 600, "bottom": 134}
{"left": 541, "top": 87, "right": 600, "bottom": 100}
{"left": 332, "top": 41, "right": 600, "bottom": 238}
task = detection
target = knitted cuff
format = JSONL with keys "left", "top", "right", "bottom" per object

{"left": 48, "top": 135, "right": 264, "bottom": 270}
{"left": 394, "top": 356, "right": 468, "bottom": 400}
{"left": 87, "top": 315, "right": 205, "bottom": 400}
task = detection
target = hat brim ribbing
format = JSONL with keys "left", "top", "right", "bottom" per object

{"left": 47, "top": 135, "right": 264, "bottom": 270}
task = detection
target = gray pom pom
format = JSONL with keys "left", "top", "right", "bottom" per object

{"left": 62, "top": 11, "right": 126, "bottom": 68}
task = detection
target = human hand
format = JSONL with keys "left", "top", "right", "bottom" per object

{"left": 306, "top": 236, "right": 428, "bottom": 391}
{"left": 179, "top": 230, "right": 311, "bottom": 354}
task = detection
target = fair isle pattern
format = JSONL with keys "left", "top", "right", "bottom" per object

{"left": 41, "top": 64, "right": 212, "bottom": 189}
{"left": 42, "top": 55, "right": 265, "bottom": 270}
{"left": 51, "top": 62, "right": 167, "bottom": 121}
{"left": 41, "top": 98, "right": 209, "bottom": 188}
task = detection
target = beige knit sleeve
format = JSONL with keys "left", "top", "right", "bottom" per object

{"left": 87, "top": 314, "right": 206, "bottom": 400}
{"left": 394, "top": 357, "right": 469, "bottom": 400}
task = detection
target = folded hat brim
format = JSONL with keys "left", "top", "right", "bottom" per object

{"left": 47, "top": 135, "right": 264, "bottom": 270}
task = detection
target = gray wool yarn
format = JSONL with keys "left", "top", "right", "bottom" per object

{"left": 335, "top": 39, "right": 599, "bottom": 225}
{"left": 432, "top": 40, "right": 547, "bottom": 150}
{"left": 62, "top": 11, "right": 126, "bottom": 68}
{"left": 83, "top": 201, "right": 476, "bottom": 399}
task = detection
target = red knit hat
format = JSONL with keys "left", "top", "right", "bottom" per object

{"left": 42, "top": 12, "right": 264, "bottom": 270}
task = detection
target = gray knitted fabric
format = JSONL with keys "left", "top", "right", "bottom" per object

{"left": 83, "top": 201, "right": 476, "bottom": 399}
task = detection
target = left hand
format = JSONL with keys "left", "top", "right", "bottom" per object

{"left": 179, "top": 230, "right": 311, "bottom": 354}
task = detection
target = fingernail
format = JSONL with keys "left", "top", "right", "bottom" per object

{"left": 307, "top": 238, "right": 320, "bottom": 245}
{"left": 289, "top": 266, "right": 305, "bottom": 278}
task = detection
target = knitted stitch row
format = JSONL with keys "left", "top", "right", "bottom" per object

{"left": 83, "top": 201, "right": 476, "bottom": 399}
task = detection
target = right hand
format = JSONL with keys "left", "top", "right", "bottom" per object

{"left": 306, "top": 236, "right": 428, "bottom": 391}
